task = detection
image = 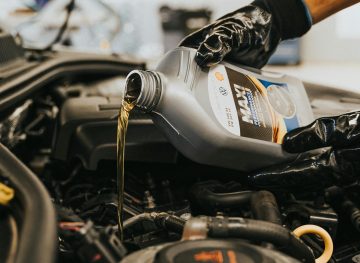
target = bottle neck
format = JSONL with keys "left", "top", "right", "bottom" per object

{"left": 124, "top": 70, "right": 163, "bottom": 112}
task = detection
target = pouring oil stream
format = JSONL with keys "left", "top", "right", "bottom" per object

{"left": 117, "top": 70, "right": 162, "bottom": 239}
{"left": 117, "top": 98, "right": 135, "bottom": 240}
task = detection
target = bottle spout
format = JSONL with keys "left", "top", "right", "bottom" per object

{"left": 124, "top": 70, "right": 163, "bottom": 112}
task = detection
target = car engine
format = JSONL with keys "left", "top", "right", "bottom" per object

{"left": 1, "top": 32, "right": 360, "bottom": 263}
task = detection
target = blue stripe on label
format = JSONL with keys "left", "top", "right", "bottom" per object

{"left": 259, "top": 79, "right": 299, "bottom": 132}
{"left": 284, "top": 117, "right": 299, "bottom": 131}
{"left": 259, "top": 79, "right": 285, "bottom": 89}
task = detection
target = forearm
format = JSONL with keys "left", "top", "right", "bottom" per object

{"left": 304, "top": 0, "right": 360, "bottom": 23}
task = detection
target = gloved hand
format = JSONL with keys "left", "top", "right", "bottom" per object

{"left": 180, "top": 4, "right": 279, "bottom": 68}
{"left": 180, "top": 0, "right": 312, "bottom": 68}
{"left": 248, "top": 112, "right": 360, "bottom": 192}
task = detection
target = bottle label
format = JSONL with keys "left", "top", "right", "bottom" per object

{"left": 208, "top": 65, "right": 299, "bottom": 143}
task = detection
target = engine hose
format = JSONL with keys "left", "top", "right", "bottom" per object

{"left": 327, "top": 187, "right": 360, "bottom": 233}
{"left": 207, "top": 217, "right": 315, "bottom": 263}
{"left": 0, "top": 143, "right": 57, "bottom": 263}
{"left": 123, "top": 212, "right": 186, "bottom": 235}
{"left": 189, "top": 181, "right": 253, "bottom": 214}
{"left": 250, "top": 190, "right": 282, "bottom": 225}
{"left": 190, "top": 183, "right": 282, "bottom": 225}
{"left": 123, "top": 213, "right": 153, "bottom": 229}
{"left": 153, "top": 213, "right": 186, "bottom": 234}
{"left": 342, "top": 199, "right": 360, "bottom": 232}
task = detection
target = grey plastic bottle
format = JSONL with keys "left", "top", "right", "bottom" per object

{"left": 124, "top": 47, "right": 314, "bottom": 171}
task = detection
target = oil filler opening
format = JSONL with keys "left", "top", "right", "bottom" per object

{"left": 124, "top": 70, "right": 163, "bottom": 112}
{"left": 124, "top": 71, "right": 142, "bottom": 103}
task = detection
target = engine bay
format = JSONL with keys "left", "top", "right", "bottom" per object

{"left": 2, "top": 33, "right": 360, "bottom": 263}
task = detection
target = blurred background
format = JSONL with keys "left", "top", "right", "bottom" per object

{"left": 1, "top": 0, "right": 359, "bottom": 91}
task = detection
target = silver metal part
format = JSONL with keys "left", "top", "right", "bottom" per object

{"left": 182, "top": 217, "right": 208, "bottom": 241}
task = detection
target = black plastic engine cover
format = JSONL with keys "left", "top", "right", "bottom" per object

{"left": 52, "top": 96, "right": 177, "bottom": 170}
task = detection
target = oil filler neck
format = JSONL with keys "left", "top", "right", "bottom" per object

{"left": 124, "top": 70, "right": 163, "bottom": 112}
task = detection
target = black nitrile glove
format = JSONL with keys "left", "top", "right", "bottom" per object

{"left": 180, "top": 0, "right": 312, "bottom": 68}
{"left": 248, "top": 112, "right": 360, "bottom": 192}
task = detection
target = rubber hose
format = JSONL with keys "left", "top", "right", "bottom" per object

{"left": 207, "top": 217, "right": 315, "bottom": 263}
{"left": 190, "top": 182, "right": 253, "bottom": 214}
{"left": 0, "top": 143, "right": 57, "bottom": 263}
{"left": 342, "top": 199, "right": 360, "bottom": 232}
{"left": 123, "top": 213, "right": 154, "bottom": 229}
{"left": 250, "top": 191, "right": 282, "bottom": 225}
{"left": 123, "top": 212, "right": 185, "bottom": 234}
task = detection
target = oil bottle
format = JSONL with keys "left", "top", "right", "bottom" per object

{"left": 124, "top": 47, "right": 314, "bottom": 171}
